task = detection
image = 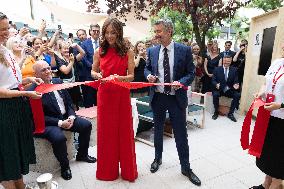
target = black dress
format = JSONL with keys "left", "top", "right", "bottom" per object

{"left": 256, "top": 116, "right": 284, "bottom": 179}
{"left": 131, "top": 58, "right": 149, "bottom": 94}
{"left": 0, "top": 97, "right": 36, "bottom": 182}
{"left": 232, "top": 52, "right": 246, "bottom": 85}
{"left": 201, "top": 54, "right": 220, "bottom": 93}
{"left": 56, "top": 56, "right": 82, "bottom": 107}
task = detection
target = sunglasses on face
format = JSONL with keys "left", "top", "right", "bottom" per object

{"left": 92, "top": 30, "right": 100, "bottom": 33}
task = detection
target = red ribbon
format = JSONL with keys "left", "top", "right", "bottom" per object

{"left": 240, "top": 98, "right": 270, "bottom": 157}
{"left": 31, "top": 79, "right": 187, "bottom": 134}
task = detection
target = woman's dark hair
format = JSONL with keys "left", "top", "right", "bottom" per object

{"left": 32, "top": 37, "right": 43, "bottom": 46}
{"left": 134, "top": 41, "right": 144, "bottom": 56}
{"left": 100, "top": 18, "right": 128, "bottom": 57}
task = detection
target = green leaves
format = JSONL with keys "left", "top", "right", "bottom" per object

{"left": 246, "top": 0, "right": 283, "bottom": 12}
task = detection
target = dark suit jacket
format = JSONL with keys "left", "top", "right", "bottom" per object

{"left": 212, "top": 66, "right": 239, "bottom": 91}
{"left": 144, "top": 43, "right": 195, "bottom": 109}
{"left": 220, "top": 50, "right": 236, "bottom": 58}
{"left": 29, "top": 78, "right": 76, "bottom": 127}
{"left": 76, "top": 38, "right": 94, "bottom": 79}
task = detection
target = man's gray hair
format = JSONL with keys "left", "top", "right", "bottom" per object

{"left": 154, "top": 19, "right": 174, "bottom": 36}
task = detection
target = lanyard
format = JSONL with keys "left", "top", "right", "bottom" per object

{"left": 272, "top": 65, "right": 284, "bottom": 92}
{"left": 8, "top": 53, "right": 24, "bottom": 90}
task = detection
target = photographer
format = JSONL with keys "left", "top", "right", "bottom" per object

{"left": 233, "top": 39, "right": 248, "bottom": 89}
{"left": 55, "top": 41, "right": 85, "bottom": 109}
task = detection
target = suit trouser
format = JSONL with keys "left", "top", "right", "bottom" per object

{"left": 151, "top": 93, "right": 191, "bottom": 172}
{"left": 35, "top": 117, "right": 92, "bottom": 169}
{"left": 79, "top": 77, "right": 97, "bottom": 108}
{"left": 212, "top": 89, "right": 241, "bottom": 114}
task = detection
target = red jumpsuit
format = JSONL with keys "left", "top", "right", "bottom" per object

{"left": 96, "top": 48, "right": 138, "bottom": 181}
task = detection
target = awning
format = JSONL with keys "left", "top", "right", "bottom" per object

{"left": 42, "top": 1, "right": 108, "bottom": 25}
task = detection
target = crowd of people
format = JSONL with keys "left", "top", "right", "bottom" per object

{"left": 0, "top": 11, "right": 283, "bottom": 189}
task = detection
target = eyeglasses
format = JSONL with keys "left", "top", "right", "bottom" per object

{"left": 40, "top": 66, "right": 51, "bottom": 72}
{"left": 92, "top": 30, "right": 100, "bottom": 33}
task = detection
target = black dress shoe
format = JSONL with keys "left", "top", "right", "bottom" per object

{"left": 150, "top": 159, "right": 162, "bottom": 173}
{"left": 212, "top": 112, "right": 218, "bottom": 120}
{"left": 182, "top": 170, "right": 201, "bottom": 186}
{"left": 249, "top": 184, "right": 265, "bottom": 189}
{"left": 228, "top": 113, "right": 237, "bottom": 122}
{"left": 61, "top": 168, "right": 72, "bottom": 180}
{"left": 76, "top": 155, "right": 97, "bottom": 163}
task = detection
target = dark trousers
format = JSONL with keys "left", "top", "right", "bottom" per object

{"left": 35, "top": 117, "right": 92, "bottom": 169}
{"left": 212, "top": 89, "right": 241, "bottom": 114}
{"left": 151, "top": 93, "right": 190, "bottom": 172}
{"left": 79, "top": 77, "right": 97, "bottom": 108}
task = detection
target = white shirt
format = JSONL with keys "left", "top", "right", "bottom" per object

{"left": 91, "top": 38, "right": 99, "bottom": 52}
{"left": 265, "top": 58, "right": 284, "bottom": 119}
{"left": 223, "top": 66, "right": 229, "bottom": 79}
{"left": 0, "top": 45, "right": 22, "bottom": 89}
{"left": 156, "top": 41, "right": 175, "bottom": 95}
{"left": 53, "top": 91, "right": 66, "bottom": 115}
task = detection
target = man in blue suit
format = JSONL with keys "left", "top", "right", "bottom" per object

{"left": 76, "top": 29, "right": 97, "bottom": 108}
{"left": 31, "top": 61, "right": 96, "bottom": 180}
{"left": 211, "top": 55, "right": 241, "bottom": 122}
{"left": 220, "top": 41, "right": 236, "bottom": 58}
{"left": 144, "top": 19, "right": 201, "bottom": 186}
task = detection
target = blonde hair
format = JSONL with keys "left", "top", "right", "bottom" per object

{"left": 5, "top": 36, "right": 19, "bottom": 51}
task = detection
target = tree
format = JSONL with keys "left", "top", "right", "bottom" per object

{"left": 86, "top": 0, "right": 245, "bottom": 55}
{"left": 150, "top": 7, "right": 193, "bottom": 42}
{"left": 246, "top": 0, "right": 283, "bottom": 12}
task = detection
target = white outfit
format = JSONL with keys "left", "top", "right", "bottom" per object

{"left": 265, "top": 58, "right": 284, "bottom": 119}
{"left": 0, "top": 45, "right": 22, "bottom": 89}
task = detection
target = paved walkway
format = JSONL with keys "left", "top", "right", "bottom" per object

{"left": 2, "top": 112, "right": 264, "bottom": 189}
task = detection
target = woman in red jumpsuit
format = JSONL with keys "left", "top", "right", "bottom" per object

{"left": 91, "top": 18, "right": 138, "bottom": 182}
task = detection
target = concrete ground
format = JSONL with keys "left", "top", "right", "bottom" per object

{"left": 1, "top": 112, "right": 265, "bottom": 189}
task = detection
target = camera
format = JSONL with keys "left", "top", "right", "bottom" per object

{"left": 23, "top": 23, "right": 28, "bottom": 27}
{"left": 240, "top": 44, "right": 246, "bottom": 48}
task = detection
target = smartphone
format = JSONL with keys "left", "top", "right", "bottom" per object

{"left": 68, "top": 33, "right": 73, "bottom": 39}
{"left": 42, "top": 36, "right": 48, "bottom": 44}
{"left": 27, "top": 41, "right": 33, "bottom": 47}
{"left": 69, "top": 46, "right": 74, "bottom": 55}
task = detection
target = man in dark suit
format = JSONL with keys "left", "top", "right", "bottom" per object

{"left": 89, "top": 24, "right": 100, "bottom": 52}
{"left": 144, "top": 19, "right": 201, "bottom": 186}
{"left": 76, "top": 29, "right": 97, "bottom": 108}
{"left": 220, "top": 41, "right": 236, "bottom": 58}
{"left": 212, "top": 55, "right": 241, "bottom": 122}
{"left": 219, "top": 41, "right": 236, "bottom": 65}
{"left": 32, "top": 61, "right": 96, "bottom": 180}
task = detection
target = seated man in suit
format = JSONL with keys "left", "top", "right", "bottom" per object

{"left": 31, "top": 61, "right": 96, "bottom": 180}
{"left": 212, "top": 55, "right": 240, "bottom": 122}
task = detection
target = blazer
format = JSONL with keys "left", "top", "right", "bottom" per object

{"left": 220, "top": 50, "right": 236, "bottom": 58}
{"left": 29, "top": 78, "right": 76, "bottom": 126}
{"left": 212, "top": 66, "right": 239, "bottom": 91}
{"left": 144, "top": 42, "right": 195, "bottom": 109}
{"left": 76, "top": 38, "right": 94, "bottom": 79}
